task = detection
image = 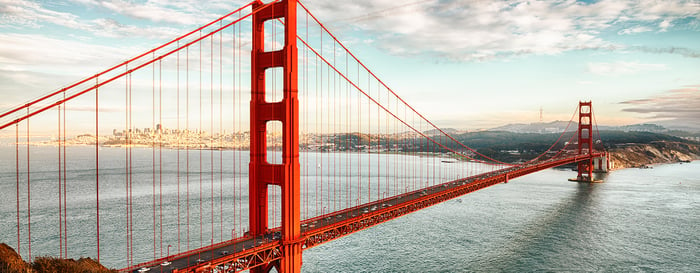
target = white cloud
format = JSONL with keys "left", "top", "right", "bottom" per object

{"left": 0, "top": 0, "right": 82, "bottom": 29}
{"left": 0, "top": 0, "right": 188, "bottom": 40}
{"left": 3, "top": 0, "right": 699, "bottom": 63}
{"left": 659, "top": 19, "right": 673, "bottom": 32}
{"left": 621, "top": 86, "right": 700, "bottom": 130}
{"left": 0, "top": 33, "right": 132, "bottom": 71}
{"left": 587, "top": 61, "right": 668, "bottom": 76}
{"left": 618, "top": 26, "right": 653, "bottom": 35}
{"left": 301, "top": 0, "right": 700, "bottom": 61}
{"left": 88, "top": 18, "right": 180, "bottom": 39}
{"left": 67, "top": 0, "right": 248, "bottom": 25}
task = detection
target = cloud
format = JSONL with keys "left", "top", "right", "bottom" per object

{"left": 87, "top": 18, "right": 179, "bottom": 39}
{"left": 0, "top": 69, "right": 77, "bottom": 110}
{"left": 587, "top": 61, "right": 667, "bottom": 76}
{"left": 0, "top": 0, "right": 82, "bottom": 29}
{"left": 0, "top": 33, "right": 131, "bottom": 69}
{"left": 659, "top": 19, "right": 673, "bottom": 32}
{"left": 620, "top": 85, "right": 700, "bottom": 129}
{"left": 618, "top": 26, "right": 653, "bottom": 35}
{"left": 627, "top": 46, "right": 700, "bottom": 58}
{"left": 301, "top": 0, "right": 700, "bottom": 61}
{"left": 0, "top": 0, "right": 207, "bottom": 39}
{"left": 67, "top": 0, "right": 248, "bottom": 25}
{"left": 4, "top": 0, "right": 699, "bottom": 62}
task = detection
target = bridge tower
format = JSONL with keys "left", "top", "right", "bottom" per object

{"left": 576, "top": 101, "right": 594, "bottom": 182}
{"left": 250, "top": 0, "right": 301, "bottom": 272}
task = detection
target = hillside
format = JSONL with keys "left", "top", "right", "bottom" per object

{"left": 608, "top": 142, "right": 700, "bottom": 169}
{"left": 446, "top": 130, "right": 699, "bottom": 165}
{"left": 0, "top": 243, "right": 115, "bottom": 273}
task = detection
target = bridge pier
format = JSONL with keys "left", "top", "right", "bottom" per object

{"left": 593, "top": 153, "right": 609, "bottom": 173}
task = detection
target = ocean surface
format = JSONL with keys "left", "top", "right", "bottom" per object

{"left": 303, "top": 161, "right": 700, "bottom": 272}
{"left": 1, "top": 145, "right": 698, "bottom": 272}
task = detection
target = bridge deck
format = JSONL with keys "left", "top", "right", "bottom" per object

{"left": 122, "top": 153, "right": 602, "bottom": 273}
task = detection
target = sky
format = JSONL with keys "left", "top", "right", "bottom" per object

{"left": 1, "top": 0, "right": 699, "bottom": 133}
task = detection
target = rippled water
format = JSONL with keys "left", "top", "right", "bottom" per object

{"left": 302, "top": 161, "right": 700, "bottom": 272}
{"left": 1, "top": 144, "right": 698, "bottom": 272}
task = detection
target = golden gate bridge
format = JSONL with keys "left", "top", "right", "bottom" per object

{"left": 0, "top": 0, "right": 608, "bottom": 272}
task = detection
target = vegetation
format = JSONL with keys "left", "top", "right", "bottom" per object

{"left": 0, "top": 244, "right": 115, "bottom": 273}
{"left": 327, "top": 130, "right": 696, "bottom": 163}
{"left": 446, "top": 130, "right": 692, "bottom": 163}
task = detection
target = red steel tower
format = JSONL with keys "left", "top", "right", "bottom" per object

{"left": 249, "top": 0, "right": 301, "bottom": 272}
{"left": 576, "top": 101, "right": 594, "bottom": 181}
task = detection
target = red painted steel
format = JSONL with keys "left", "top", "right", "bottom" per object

{"left": 250, "top": 0, "right": 301, "bottom": 272}
{"left": 576, "top": 101, "right": 595, "bottom": 181}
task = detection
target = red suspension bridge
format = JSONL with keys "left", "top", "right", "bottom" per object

{"left": 0, "top": 0, "right": 608, "bottom": 272}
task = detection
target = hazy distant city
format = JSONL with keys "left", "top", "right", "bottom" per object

{"left": 50, "top": 124, "right": 441, "bottom": 154}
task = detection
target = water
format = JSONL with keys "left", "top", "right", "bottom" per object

{"left": 1, "top": 145, "right": 698, "bottom": 272}
{"left": 0, "top": 145, "right": 492, "bottom": 268}
{"left": 303, "top": 161, "right": 700, "bottom": 272}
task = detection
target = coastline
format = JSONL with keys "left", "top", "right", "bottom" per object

{"left": 607, "top": 141, "right": 700, "bottom": 170}
{"left": 10, "top": 136, "right": 700, "bottom": 171}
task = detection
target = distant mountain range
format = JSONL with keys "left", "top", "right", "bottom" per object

{"left": 487, "top": 121, "right": 699, "bottom": 135}
{"left": 490, "top": 121, "right": 574, "bottom": 133}
{"left": 423, "top": 128, "right": 462, "bottom": 136}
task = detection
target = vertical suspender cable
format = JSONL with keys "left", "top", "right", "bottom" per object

{"left": 129, "top": 69, "right": 134, "bottom": 265}
{"left": 159, "top": 59, "right": 163, "bottom": 257}
{"left": 16, "top": 123, "right": 20, "bottom": 257}
{"left": 376, "top": 81, "right": 380, "bottom": 201}
{"left": 199, "top": 30, "right": 203, "bottom": 249}
{"left": 152, "top": 53, "right": 157, "bottom": 260}
{"left": 63, "top": 93, "right": 67, "bottom": 257}
{"left": 186, "top": 46, "right": 191, "bottom": 252}
{"left": 231, "top": 22, "right": 238, "bottom": 239}
{"left": 332, "top": 41, "right": 336, "bottom": 212}
{"left": 321, "top": 31, "right": 325, "bottom": 216}
{"left": 210, "top": 29, "right": 215, "bottom": 244}
{"left": 26, "top": 108, "right": 31, "bottom": 261}
{"left": 58, "top": 104, "right": 62, "bottom": 258}
{"left": 345, "top": 49, "right": 349, "bottom": 209}
{"left": 219, "top": 20, "right": 224, "bottom": 242}
{"left": 304, "top": 12, "right": 309, "bottom": 219}
{"left": 237, "top": 14, "right": 242, "bottom": 234}
{"left": 366, "top": 62, "right": 370, "bottom": 202}
{"left": 356, "top": 58, "right": 361, "bottom": 206}
{"left": 315, "top": 36, "right": 319, "bottom": 217}
{"left": 124, "top": 66, "right": 129, "bottom": 266}
{"left": 95, "top": 76, "right": 101, "bottom": 263}
{"left": 177, "top": 41, "right": 181, "bottom": 253}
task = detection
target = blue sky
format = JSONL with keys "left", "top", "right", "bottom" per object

{"left": 1, "top": 0, "right": 699, "bottom": 132}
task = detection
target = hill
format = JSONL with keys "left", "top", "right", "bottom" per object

{"left": 443, "top": 130, "right": 699, "bottom": 164}
{"left": 0, "top": 243, "right": 115, "bottom": 273}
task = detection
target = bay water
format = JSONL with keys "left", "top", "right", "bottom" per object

{"left": 1, "top": 145, "right": 698, "bottom": 272}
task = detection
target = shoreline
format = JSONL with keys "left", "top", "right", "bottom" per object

{"left": 6, "top": 140, "right": 699, "bottom": 172}
{"left": 607, "top": 141, "right": 700, "bottom": 170}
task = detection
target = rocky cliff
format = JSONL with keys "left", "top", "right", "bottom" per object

{"left": 608, "top": 141, "right": 700, "bottom": 169}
